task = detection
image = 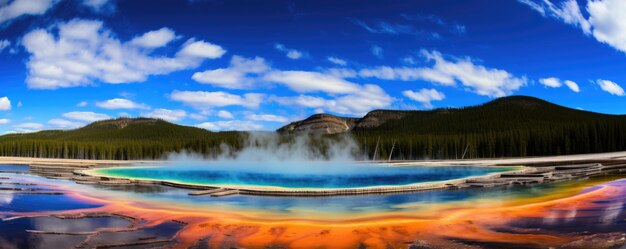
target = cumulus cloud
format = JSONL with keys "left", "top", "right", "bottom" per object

{"left": 96, "top": 98, "right": 149, "bottom": 109}
{"left": 76, "top": 101, "right": 88, "bottom": 107}
{"left": 272, "top": 84, "right": 392, "bottom": 116}
{"left": 274, "top": 43, "right": 304, "bottom": 59}
{"left": 596, "top": 79, "right": 625, "bottom": 96}
{"left": 402, "top": 88, "right": 445, "bottom": 108}
{"left": 196, "top": 120, "right": 264, "bottom": 131}
{"left": 192, "top": 56, "right": 270, "bottom": 89}
{"left": 62, "top": 111, "right": 110, "bottom": 122}
{"left": 564, "top": 80, "right": 580, "bottom": 92}
{"left": 0, "top": 119, "right": 9, "bottom": 124}
{"left": 0, "top": 97, "right": 10, "bottom": 110}
{"left": 22, "top": 19, "right": 226, "bottom": 89}
{"left": 145, "top": 108, "right": 186, "bottom": 122}
{"left": 217, "top": 110, "right": 234, "bottom": 119}
{"left": 327, "top": 56, "right": 347, "bottom": 66}
{"left": 48, "top": 118, "right": 83, "bottom": 129}
{"left": 521, "top": 0, "right": 626, "bottom": 55}
{"left": 539, "top": 77, "right": 562, "bottom": 88}
{"left": 325, "top": 68, "right": 357, "bottom": 78}
{"left": 189, "top": 55, "right": 393, "bottom": 116}
{"left": 246, "top": 113, "right": 288, "bottom": 123}
{"left": 170, "top": 90, "right": 263, "bottom": 110}
{"left": 539, "top": 77, "right": 580, "bottom": 92}
{"left": 129, "top": 27, "right": 176, "bottom": 48}
{"left": 0, "top": 0, "right": 58, "bottom": 25}
{"left": 359, "top": 50, "right": 526, "bottom": 97}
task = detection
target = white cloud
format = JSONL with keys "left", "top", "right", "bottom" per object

{"left": 246, "top": 113, "right": 288, "bottom": 123}
{"left": 0, "top": 96, "right": 10, "bottom": 110}
{"left": 13, "top": 122, "right": 43, "bottom": 133}
{"left": 196, "top": 120, "right": 264, "bottom": 131}
{"left": 327, "top": 56, "right": 347, "bottom": 66}
{"left": 189, "top": 55, "right": 393, "bottom": 116}
{"left": 170, "top": 90, "right": 263, "bottom": 110}
{"left": 177, "top": 38, "right": 225, "bottom": 58}
{"left": 62, "top": 111, "right": 110, "bottom": 122}
{"left": 217, "top": 110, "right": 234, "bottom": 119}
{"left": 0, "top": 39, "right": 9, "bottom": 53}
{"left": 264, "top": 70, "right": 361, "bottom": 94}
{"left": 587, "top": 0, "right": 626, "bottom": 53}
{"left": 129, "top": 27, "right": 176, "bottom": 48}
{"left": 76, "top": 101, "right": 88, "bottom": 107}
{"left": 0, "top": 0, "right": 58, "bottom": 25}
{"left": 539, "top": 77, "right": 562, "bottom": 88}
{"left": 96, "top": 98, "right": 149, "bottom": 110}
{"left": 274, "top": 43, "right": 304, "bottom": 59}
{"left": 596, "top": 79, "right": 625, "bottom": 96}
{"left": 0, "top": 119, "right": 9, "bottom": 124}
{"left": 359, "top": 50, "right": 526, "bottom": 97}
{"left": 145, "top": 108, "right": 186, "bottom": 122}
{"left": 564, "top": 80, "right": 580, "bottom": 93}
{"left": 192, "top": 56, "right": 270, "bottom": 89}
{"left": 272, "top": 84, "right": 392, "bottom": 116}
{"left": 48, "top": 118, "right": 83, "bottom": 129}
{"left": 272, "top": 95, "right": 327, "bottom": 109}
{"left": 521, "top": 0, "right": 626, "bottom": 55}
{"left": 539, "top": 77, "right": 581, "bottom": 92}
{"left": 189, "top": 113, "right": 207, "bottom": 121}
{"left": 402, "top": 88, "right": 445, "bottom": 108}
{"left": 325, "top": 68, "right": 357, "bottom": 78}
{"left": 22, "top": 19, "right": 226, "bottom": 89}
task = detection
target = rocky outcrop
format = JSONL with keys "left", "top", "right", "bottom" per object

{"left": 277, "top": 111, "right": 406, "bottom": 134}
{"left": 277, "top": 114, "right": 359, "bottom": 134}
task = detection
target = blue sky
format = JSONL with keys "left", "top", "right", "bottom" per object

{"left": 1, "top": 0, "right": 626, "bottom": 133}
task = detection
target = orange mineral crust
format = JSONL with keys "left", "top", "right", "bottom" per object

{"left": 13, "top": 177, "right": 619, "bottom": 248}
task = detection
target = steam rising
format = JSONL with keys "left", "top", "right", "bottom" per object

{"left": 163, "top": 132, "right": 364, "bottom": 174}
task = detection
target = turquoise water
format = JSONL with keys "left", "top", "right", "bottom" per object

{"left": 93, "top": 162, "right": 516, "bottom": 189}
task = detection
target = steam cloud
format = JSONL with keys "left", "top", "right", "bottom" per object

{"left": 162, "top": 132, "right": 365, "bottom": 174}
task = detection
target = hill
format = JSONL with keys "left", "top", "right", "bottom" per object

{"left": 281, "top": 96, "right": 626, "bottom": 159}
{"left": 0, "top": 118, "right": 242, "bottom": 160}
{"left": 2, "top": 96, "right": 626, "bottom": 160}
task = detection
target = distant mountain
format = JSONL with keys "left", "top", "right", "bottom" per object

{"left": 2, "top": 96, "right": 626, "bottom": 160}
{"left": 280, "top": 96, "right": 626, "bottom": 159}
{"left": 279, "top": 96, "right": 620, "bottom": 134}
{"left": 0, "top": 118, "right": 241, "bottom": 160}
{"left": 1, "top": 118, "right": 210, "bottom": 142}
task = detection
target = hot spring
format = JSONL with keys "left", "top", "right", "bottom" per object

{"left": 89, "top": 162, "right": 518, "bottom": 190}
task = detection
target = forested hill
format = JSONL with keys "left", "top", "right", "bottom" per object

{"left": 2, "top": 96, "right": 626, "bottom": 160}
{"left": 0, "top": 118, "right": 242, "bottom": 160}
{"left": 284, "top": 96, "right": 626, "bottom": 160}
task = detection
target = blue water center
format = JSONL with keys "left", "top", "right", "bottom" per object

{"left": 92, "top": 162, "right": 517, "bottom": 189}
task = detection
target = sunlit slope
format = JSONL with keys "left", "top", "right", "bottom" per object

{"left": 0, "top": 118, "right": 242, "bottom": 160}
